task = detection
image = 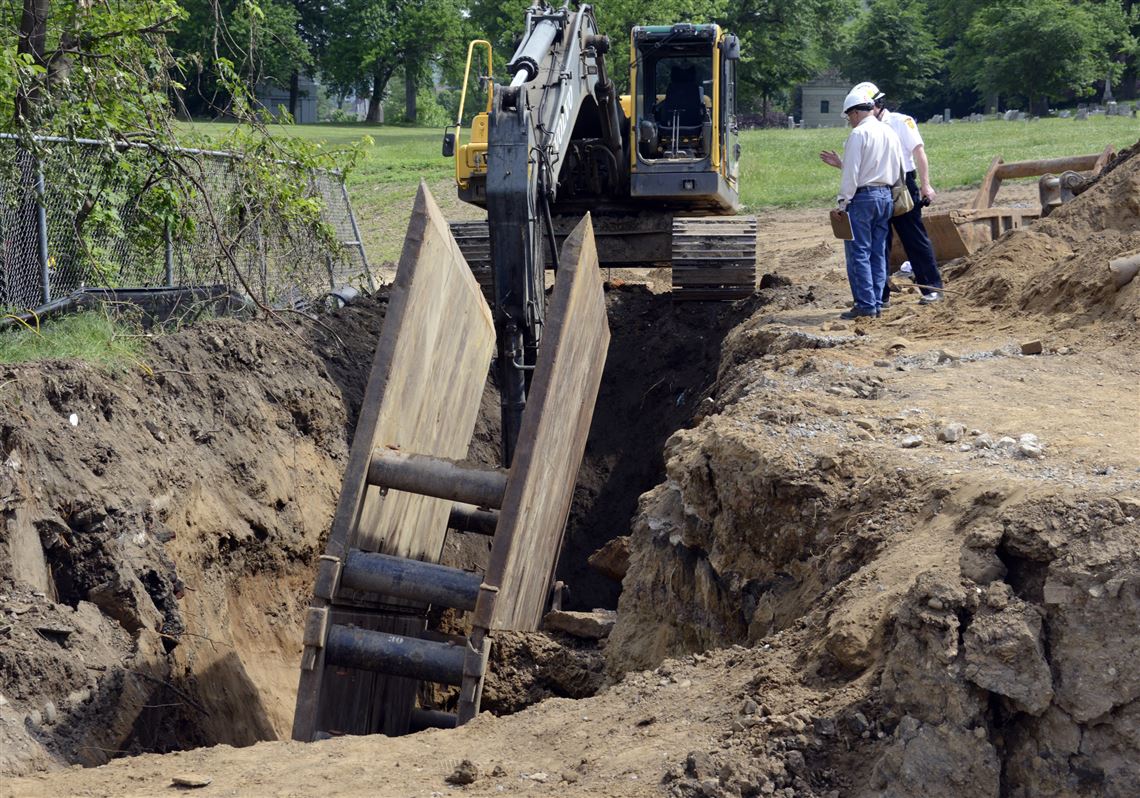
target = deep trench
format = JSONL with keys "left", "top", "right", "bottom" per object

{"left": 43, "top": 287, "right": 760, "bottom": 760}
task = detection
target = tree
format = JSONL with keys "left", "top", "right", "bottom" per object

{"left": 958, "top": 0, "right": 1134, "bottom": 113}
{"left": 839, "top": 0, "right": 944, "bottom": 105}
{"left": 321, "top": 0, "right": 461, "bottom": 123}
{"left": 727, "top": 0, "right": 855, "bottom": 115}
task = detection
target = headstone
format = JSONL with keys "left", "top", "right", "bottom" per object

{"left": 1059, "top": 110, "right": 1071, "bottom": 119}
{"left": 1107, "top": 101, "right": 1118, "bottom": 116}
{"left": 1016, "top": 111, "right": 1027, "bottom": 121}
{"left": 943, "top": 108, "right": 951, "bottom": 123}
{"left": 1104, "top": 72, "right": 1114, "bottom": 102}
{"left": 1076, "top": 109, "right": 1088, "bottom": 121}
{"left": 787, "top": 115, "right": 795, "bottom": 129}
{"left": 1003, "top": 109, "right": 1018, "bottom": 121}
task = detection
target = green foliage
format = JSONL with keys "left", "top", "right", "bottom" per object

{"left": 957, "top": 0, "right": 1135, "bottom": 111}
{"left": 1, "top": 0, "right": 363, "bottom": 309}
{"left": 728, "top": 0, "right": 856, "bottom": 112}
{"left": 0, "top": 311, "right": 144, "bottom": 367}
{"left": 321, "top": 0, "right": 464, "bottom": 121}
{"left": 839, "top": 0, "right": 944, "bottom": 104}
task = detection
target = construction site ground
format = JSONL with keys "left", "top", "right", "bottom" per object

{"left": 1, "top": 144, "right": 1138, "bottom": 797}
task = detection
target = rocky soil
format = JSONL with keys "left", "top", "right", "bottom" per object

{"left": 1, "top": 141, "right": 1137, "bottom": 797}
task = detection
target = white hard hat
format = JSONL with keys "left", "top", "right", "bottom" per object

{"left": 843, "top": 86, "right": 875, "bottom": 114}
{"left": 852, "top": 81, "right": 886, "bottom": 104}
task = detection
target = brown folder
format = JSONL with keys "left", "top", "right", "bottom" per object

{"left": 829, "top": 209, "right": 853, "bottom": 240}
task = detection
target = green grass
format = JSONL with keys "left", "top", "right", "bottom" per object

{"left": 0, "top": 311, "right": 144, "bottom": 366}
{"left": 181, "top": 115, "right": 1138, "bottom": 263}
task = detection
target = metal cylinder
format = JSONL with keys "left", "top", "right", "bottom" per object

{"left": 448, "top": 503, "right": 499, "bottom": 536}
{"left": 367, "top": 450, "right": 507, "bottom": 509}
{"left": 507, "top": 16, "right": 561, "bottom": 83}
{"left": 324, "top": 624, "right": 467, "bottom": 686}
{"left": 410, "top": 708, "right": 458, "bottom": 731}
{"left": 341, "top": 549, "right": 482, "bottom": 610}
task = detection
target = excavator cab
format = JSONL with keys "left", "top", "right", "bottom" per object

{"left": 631, "top": 23, "right": 741, "bottom": 211}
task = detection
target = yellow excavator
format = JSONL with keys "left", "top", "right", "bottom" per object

{"left": 443, "top": 2, "right": 754, "bottom": 464}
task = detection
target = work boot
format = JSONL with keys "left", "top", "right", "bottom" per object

{"left": 919, "top": 292, "right": 943, "bottom": 305}
{"left": 840, "top": 307, "right": 877, "bottom": 320}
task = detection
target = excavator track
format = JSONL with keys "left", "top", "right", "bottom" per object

{"left": 450, "top": 216, "right": 757, "bottom": 301}
{"left": 670, "top": 216, "right": 757, "bottom": 300}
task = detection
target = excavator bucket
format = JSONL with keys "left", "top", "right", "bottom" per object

{"left": 292, "top": 186, "right": 609, "bottom": 740}
{"left": 890, "top": 147, "right": 1115, "bottom": 269}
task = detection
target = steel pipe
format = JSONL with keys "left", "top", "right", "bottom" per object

{"left": 341, "top": 549, "right": 482, "bottom": 610}
{"left": 324, "top": 624, "right": 468, "bottom": 686}
{"left": 367, "top": 450, "right": 507, "bottom": 509}
{"left": 448, "top": 502, "right": 499, "bottom": 536}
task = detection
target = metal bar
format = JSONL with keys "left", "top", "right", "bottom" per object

{"left": 993, "top": 154, "right": 1104, "bottom": 180}
{"left": 410, "top": 708, "right": 458, "bottom": 731}
{"left": 324, "top": 624, "right": 468, "bottom": 685}
{"left": 449, "top": 502, "right": 499, "bottom": 535}
{"left": 367, "top": 450, "right": 507, "bottom": 509}
{"left": 33, "top": 160, "right": 51, "bottom": 304}
{"left": 164, "top": 223, "right": 174, "bottom": 286}
{"left": 340, "top": 549, "right": 482, "bottom": 611}
{"left": 340, "top": 180, "right": 374, "bottom": 291}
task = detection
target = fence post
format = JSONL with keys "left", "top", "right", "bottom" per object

{"left": 35, "top": 157, "right": 50, "bottom": 304}
{"left": 164, "top": 221, "right": 174, "bottom": 287}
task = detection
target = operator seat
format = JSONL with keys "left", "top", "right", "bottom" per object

{"left": 654, "top": 65, "right": 705, "bottom": 134}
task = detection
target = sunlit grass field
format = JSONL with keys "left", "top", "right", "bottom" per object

{"left": 184, "top": 116, "right": 1137, "bottom": 263}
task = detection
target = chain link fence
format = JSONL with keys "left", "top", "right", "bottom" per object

{"left": 0, "top": 134, "right": 372, "bottom": 313}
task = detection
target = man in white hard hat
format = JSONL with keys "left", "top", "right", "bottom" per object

{"left": 831, "top": 83, "right": 902, "bottom": 319}
{"left": 821, "top": 83, "right": 944, "bottom": 305}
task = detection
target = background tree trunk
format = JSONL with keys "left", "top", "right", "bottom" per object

{"left": 288, "top": 70, "right": 300, "bottom": 120}
{"left": 14, "top": 0, "right": 50, "bottom": 123}
{"left": 405, "top": 69, "right": 416, "bottom": 124}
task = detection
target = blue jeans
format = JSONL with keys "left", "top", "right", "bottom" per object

{"left": 844, "top": 186, "right": 892, "bottom": 313}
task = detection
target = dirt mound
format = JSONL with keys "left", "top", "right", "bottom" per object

{"left": 0, "top": 297, "right": 393, "bottom": 771}
{"left": 939, "top": 139, "right": 1140, "bottom": 335}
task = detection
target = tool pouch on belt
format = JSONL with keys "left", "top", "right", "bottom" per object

{"left": 891, "top": 160, "right": 914, "bottom": 217}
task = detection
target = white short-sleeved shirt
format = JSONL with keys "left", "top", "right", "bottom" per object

{"left": 880, "top": 109, "right": 923, "bottom": 172}
{"left": 838, "top": 115, "right": 903, "bottom": 204}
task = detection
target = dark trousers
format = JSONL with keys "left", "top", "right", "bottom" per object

{"left": 884, "top": 171, "right": 942, "bottom": 300}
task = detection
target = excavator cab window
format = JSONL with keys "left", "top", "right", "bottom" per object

{"left": 638, "top": 49, "right": 712, "bottom": 161}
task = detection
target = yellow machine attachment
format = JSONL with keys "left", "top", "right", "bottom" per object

{"left": 444, "top": 39, "right": 493, "bottom": 188}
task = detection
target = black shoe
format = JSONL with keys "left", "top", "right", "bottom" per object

{"left": 919, "top": 292, "right": 943, "bottom": 305}
{"left": 840, "top": 308, "right": 877, "bottom": 320}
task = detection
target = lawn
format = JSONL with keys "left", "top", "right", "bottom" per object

{"left": 183, "top": 116, "right": 1138, "bottom": 264}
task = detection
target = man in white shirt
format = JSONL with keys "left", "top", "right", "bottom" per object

{"left": 833, "top": 84, "right": 902, "bottom": 319}
{"left": 821, "top": 83, "right": 944, "bottom": 305}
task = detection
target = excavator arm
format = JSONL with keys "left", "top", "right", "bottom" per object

{"left": 485, "top": 2, "right": 623, "bottom": 464}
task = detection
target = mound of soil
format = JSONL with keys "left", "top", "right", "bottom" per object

{"left": 940, "top": 139, "right": 1140, "bottom": 333}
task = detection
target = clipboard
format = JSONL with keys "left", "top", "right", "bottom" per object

{"left": 829, "top": 209, "right": 853, "bottom": 240}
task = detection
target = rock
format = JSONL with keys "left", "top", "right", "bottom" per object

{"left": 996, "top": 436, "right": 1017, "bottom": 451}
{"left": 26, "top": 709, "right": 42, "bottom": 728}
{"left": 938, "top": 423, "right": 966, "bottom": 443}
{"left": 543, "top": 609, "right": 616, "bottom": 639}
{"left": 42, "top": 701, "right": 56, "bottom": 725}
{"left": 561, "top": 771, "right": 579, "bottom": 784}
{"left": 491, "top": 765, "right": 508, "bottom": 777}
{"left": 964, "top": 603, "right": 1054, "bottom": 715}
{"left": 975, "top": 434, "right": 994, "bottom": 449}
{"left": 960, "top": 546, "right": 1007, "bottom": 585}
{"left": 874, "top": 359, "right": 892, "bottom": 367}
{"left": 936, "top": 349, "right": 961, "bottom": 363}
{"left": 686, "top": 751, "right": 717, "bottom": 780}
{"left": 445, "top": 760, "right": 480, "bottom": 785}
{"left": 900, "top": 435, "right": 924, "bottom": 449}
{"left": 1020, "top": 340, "right": 1043, "bottom": 355}
{"left": 588, "top": 536, "right": 631, "bottom": 581}
{"left": 848, "top": 712, "right": 870, "bottom": 735}
{"left": 854, "top": 418, "right": 877, "bottom": 431}
{"left": 170, "top": 773, "right": 212, "bottom": 788}
{"left": 525, "top": 771, "right": 549, "bottom": 783}
{"left": 1018, "top": 442, "right": 1045, "bottom": 459}
{"left": 870, "top": 723, "right": 999, "bottom": 797}
{"left": 888, "top": 337, "right": 911, "bottom": 351}
{"left": 742, "top": 698, "right": 759, "bottom": 715}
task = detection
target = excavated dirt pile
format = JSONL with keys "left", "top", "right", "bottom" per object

{"left": 610, "top": 144, "right": 1140, "bottom": 797}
